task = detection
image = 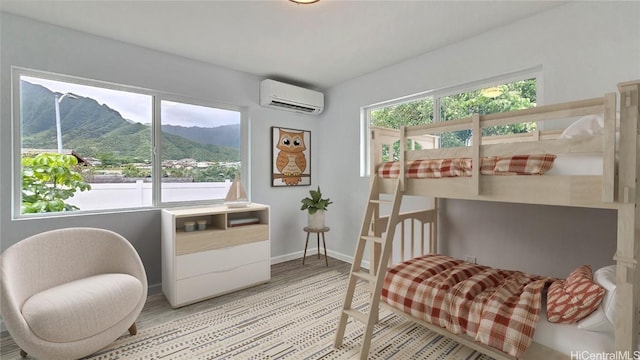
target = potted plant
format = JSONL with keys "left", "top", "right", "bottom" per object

{"left": 300, "top": 186, "right": 332, "bottom": 229}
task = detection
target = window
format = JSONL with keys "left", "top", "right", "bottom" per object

{"left": 159, "top": 100, "right": 242, "bottom": 203}
{"left": 438, "top": 79, "right": 537, "bottom": 147}
{"left": 14, "top": 69, "right": 245, "bottom": 216}
{"left": 361, "top": 72, "right": 539, "bottom": 175}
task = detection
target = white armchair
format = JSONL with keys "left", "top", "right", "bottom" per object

{"left": 1, "top": 227, "right": 148, "bottom": 359}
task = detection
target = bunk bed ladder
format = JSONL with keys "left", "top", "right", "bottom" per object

{"left": 334, "top": 175, "right": 403, "bottom": 360}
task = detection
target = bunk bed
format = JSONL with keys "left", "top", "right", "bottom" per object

{"left": 334, "top": 80, "right": 640, "bottom": 360}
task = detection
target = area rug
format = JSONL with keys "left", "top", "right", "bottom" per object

{"left": 85, "top": 271, "right": 493, "bottom": 360}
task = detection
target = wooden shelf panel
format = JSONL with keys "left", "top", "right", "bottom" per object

{"left": 176, "top": 224, "right": 269, "bottom": 255}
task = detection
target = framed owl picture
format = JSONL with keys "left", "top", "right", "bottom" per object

{"left": 271, "top": 127, "right": 311, "bottom": 187}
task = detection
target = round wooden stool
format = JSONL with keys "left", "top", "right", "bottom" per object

{"left": 302, "top": 226, "right": 329, "bottom": 266}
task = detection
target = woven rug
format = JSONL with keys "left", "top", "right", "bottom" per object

{"left": 85, "top": 271, "right": 494, "bottom": 360}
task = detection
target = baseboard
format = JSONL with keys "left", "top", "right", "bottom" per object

{"left": 148, "top": 283, "right": 162, "bottom": 296}
{"left": 271, "top": 250, "right": 307, "bottom": 264}
{"left": 271, "top": 248, "right": 369, "bottom": 269}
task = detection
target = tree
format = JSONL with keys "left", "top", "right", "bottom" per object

{"left": 440, "top": 79, "right": 536, "bottom": 146}
{"left": 370, "top": 79, "right": 537, "bottom": 149}
{"left": 21, "top": 152, "right": 91, "bottom": 213}
{"left": 371, "top": 99, "right": 434, "bottom": 160}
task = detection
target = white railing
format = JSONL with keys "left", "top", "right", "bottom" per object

{"left": 67, "top": 180, "right": 233, "bottom": 211}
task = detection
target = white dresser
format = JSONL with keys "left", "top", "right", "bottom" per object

{"left": 161, "top": 203, "right": 270, "bottom": 308}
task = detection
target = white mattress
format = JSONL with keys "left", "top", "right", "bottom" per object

{"left": 533, "top": 303, "right": 614, "bottom": 355}
{"left": 544, "top": 153, "right": 603, "bottom": 176}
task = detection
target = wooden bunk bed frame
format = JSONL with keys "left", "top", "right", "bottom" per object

{"left": 335, "top": 80, "right": 640, "bottom": 359}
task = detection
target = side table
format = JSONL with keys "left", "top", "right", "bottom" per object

{"left": 302, "top": 226, "right": 329, "bottom": 267}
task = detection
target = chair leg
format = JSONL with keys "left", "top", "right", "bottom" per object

{"left": 128, "top": 323, "right": 137, "bottom": 336}
{"left": 20, "top": 349, "right": 27, "bottom": 358}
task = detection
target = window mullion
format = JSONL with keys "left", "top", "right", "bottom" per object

{"left": 434, "top": 96, "right": 442, "bottom": 123}
{"left": 152, "top": 95, "right": 162, "bottom": 206}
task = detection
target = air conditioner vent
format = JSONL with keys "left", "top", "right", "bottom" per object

{"left": 260, "top": 79, "right": 324, "bottom": 115}
{"left": 269, "top": 101, "right": 317, "bottom": 113}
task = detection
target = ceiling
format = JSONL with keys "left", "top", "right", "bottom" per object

{"left": 0, "top": 0, "right": 565, "bottom": 90}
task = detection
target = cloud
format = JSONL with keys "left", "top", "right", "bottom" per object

{"left": 23, "top": 76, "right": 240, "bottom": 128}
{"left": 161, "top": 100, "right": 240, "bottom": 128}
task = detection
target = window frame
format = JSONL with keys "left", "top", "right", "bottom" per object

{"left": 360, "top": 67, "right": 543, "bottom": 177}
{"left": 155, "top": 93, "right": 249, "bottom": 207}
{"left": 11, "top": 67, "right": 249, "bottom": 219}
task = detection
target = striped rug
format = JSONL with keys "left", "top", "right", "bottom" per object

{"left": 85, "top": 271, "right": 494, "bottom": 360}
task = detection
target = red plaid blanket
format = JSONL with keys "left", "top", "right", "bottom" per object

{"left": 382, "top": 254, "right": 552, "bottom": 358}
{"left": 377, "top": 154, "right": 556, "bottom": 179}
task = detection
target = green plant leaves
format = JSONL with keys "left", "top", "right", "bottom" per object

{"left": 21, "top": 152, "right": 91, "bottom": 214}
{"left": 300, "top": 186, "right": 332, "bottom": 214}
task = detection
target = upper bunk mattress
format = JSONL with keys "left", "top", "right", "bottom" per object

{"left": 377, "top": 154, "right": 557, "bottom": 179}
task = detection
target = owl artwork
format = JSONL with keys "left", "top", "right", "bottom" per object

{"left": 275, "top": 128, "right": 307, "bottom": 186}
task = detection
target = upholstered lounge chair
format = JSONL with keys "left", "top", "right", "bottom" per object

{"left": 0, "top": 227, "right": 148, "bottom": 359}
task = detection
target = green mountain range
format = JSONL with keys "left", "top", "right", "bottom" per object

{"left": 20, "top": 80, "right": 240, "bottom": 163}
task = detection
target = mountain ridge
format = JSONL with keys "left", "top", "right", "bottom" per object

{"left": 20, "top": 80, "right": 240, "bottom": 163}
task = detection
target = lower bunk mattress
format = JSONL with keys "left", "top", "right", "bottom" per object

{"left": 381, "top": 254, "right": 622, "bottom": 358}
{"left": 382, "top": 254, "right": 552, "bottom": 357}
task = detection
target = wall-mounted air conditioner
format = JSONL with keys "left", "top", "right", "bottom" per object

{"left": 260, "top": 79, "right": 324, "bottom": 115}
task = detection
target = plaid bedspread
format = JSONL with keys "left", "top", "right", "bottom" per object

{"left": 377, "top": 154, "right": 556, "bottom": 179}
{"left": 381, "top": 254, "right": 552, "bottom": 358}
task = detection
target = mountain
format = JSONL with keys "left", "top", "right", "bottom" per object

{"left": 161, "top": 124, "right": 240, "bottom": 149}
{"left": 20, "top": 80, "right": 240, "bottom": 162}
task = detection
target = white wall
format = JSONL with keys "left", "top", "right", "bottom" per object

{"left": 2, "top": 1, "right": 638, "bottom": 288}
{"left": 318, "top": 1, "right": 639, "bottom": 278}
{"left": 0, "top": 13, "right": 321, "bottom": 287}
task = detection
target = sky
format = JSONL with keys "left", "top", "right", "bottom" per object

{"left": 23, "top": 76, "right": 240, "bottom": 128}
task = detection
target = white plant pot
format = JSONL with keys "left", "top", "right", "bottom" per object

{"left": 308, "top": 210, "right": 325, "bottom": 229}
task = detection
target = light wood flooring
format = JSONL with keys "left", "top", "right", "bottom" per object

{"left": 0, "top": 255, "right": 350, "bottom": 360}
{"left": 0, "top": 254, "right": 569, "bottom": 360}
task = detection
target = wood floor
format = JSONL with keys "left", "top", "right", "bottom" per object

{"left": 0, "top": 254, "right": 570, "bottom": 360}
{"left": 0, "top": 256, "right": 351, "bottom": 360}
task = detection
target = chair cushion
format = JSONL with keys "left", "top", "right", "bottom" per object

{"left": 22, "top": 273, "right": 143, "bottom": 343}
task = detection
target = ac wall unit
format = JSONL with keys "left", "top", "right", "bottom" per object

{"left": 260, "top": 79, "right": 324, "bottom": 115}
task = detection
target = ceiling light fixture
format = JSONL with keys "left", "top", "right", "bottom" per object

{"left": 289, "top": 0, "right": 319, "bottom": 4}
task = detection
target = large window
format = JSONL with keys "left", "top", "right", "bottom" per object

{"left": 159, "top": 100, "right": 242, "bottom": 203}
{"left": 361, "top": 72, "right": 538, "bottom": 175}
{"left": 14, "top": 69, "right": 245, "bottom": 216}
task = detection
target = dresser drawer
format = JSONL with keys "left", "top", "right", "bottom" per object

{"left": 175, "top": 259, "right": 270, "bottom": 306}
{"left": 176, "top": 224, "right": 269, "bottom": 255}
{"left": 176, "top": 240, "right": 269, "bottom": 280}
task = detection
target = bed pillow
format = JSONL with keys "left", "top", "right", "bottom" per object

{"left": 576, "top": 265, "right": 616, "bottom": 332}
{"left": 547, "top": 265, "right": 605, "bottom": 324}
{"left": 560, "top": 114, "right": 604, "bottom": 139}
{"left": 492, "top": 154, "right": 557, "bottom": 175}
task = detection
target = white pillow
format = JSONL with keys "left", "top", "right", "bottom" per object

{"left": 560, "top": 114, "right": 604, "bottom": 140}
{"left": 577, "top": 265, "right": 616, "bottom": 332}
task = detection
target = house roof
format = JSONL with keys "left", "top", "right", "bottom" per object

{"left": 21, "top": 149, "right": 90, "bottom": 165}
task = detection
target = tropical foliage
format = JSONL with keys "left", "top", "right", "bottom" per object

{"left": 371, "top": 79, "right": 537, "bottom": 152}
{"left": 21, "top": 152, "right": 91, "bottom": 213}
